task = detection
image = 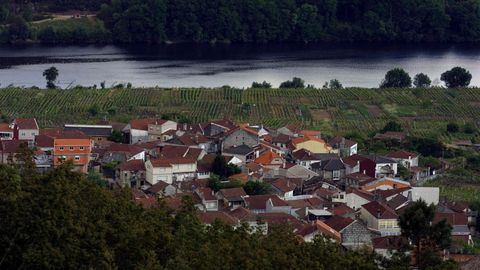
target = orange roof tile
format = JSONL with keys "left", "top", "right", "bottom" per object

{"left": 254, "top": 150, "right": 282, "bottom": 165}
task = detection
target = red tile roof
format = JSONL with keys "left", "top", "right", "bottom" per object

{"left": 372, "top": 236, "right": 406, "bottom": 249}
{"left": 196, "top": 187, "right": 216, "bottom": 201}
{"left": 119, "top": 159, "right": 145, "bottom": 171}
{"left": 14, "top": 118, "right": 38, "bottom": 130}
{"left": 0, "top": 140, "right": 29, "bottom": 153}
{"left": 386, "top": 150, "right": 419, "bottom": 159}
{"left": 324, "top": 216, "right": 355, "bottom": 232}
{"left": 271, "top": 178, "right": 296, "bottom": 193}
{"left": 254, "top": 150, "right": 282, "bottom": 165}
{"left": 434, "top": 212, "right": 468, "bottom": 225}
{"left": 329, "top": 204, "right": 355, "bottom": 216}
{"left": 362, "top": 201, "right": 398, "bottom": 219}
{"left": 129, "top": 118, "right": 167, "bottom": 130}
{"left": 0, "top": 123, "right": 12, "bottom": 132}
{"left": 244, "top": 194, "right": 287, "bottom": 210}
{"left": 258, "top": 212, "right": 304, "bottom": 231}
{"left": 219, "top": 187, "right": 247, "bottom": 199}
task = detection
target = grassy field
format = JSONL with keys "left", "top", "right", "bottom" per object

{"left": 0, "top": 87, "right": 479, "bottom": 137}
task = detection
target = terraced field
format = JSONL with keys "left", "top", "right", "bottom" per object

{"left": 0, "top": 87, "right": 479, "bottom": 137}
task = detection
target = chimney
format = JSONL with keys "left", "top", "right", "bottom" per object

{"left": 377, "top": 209, "right": 381, "bottom": 218}
{"left": 183, "top": 123, "right": 187, "bottom": 130}
{"left": 283, "top": 159, "right": 286, "bottom": 168}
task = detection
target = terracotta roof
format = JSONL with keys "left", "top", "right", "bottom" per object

{"left": 147, "top": 180, "right": 170, "bottom": 194}
{"left": 345, "top": 172, "right": 376, "bottom": 184}
{"left": 254, "top": 150, "right": 282, "bottom": 165}
{"left": 292, "top": 149, "right": 321, "bottom": 161}
{"left": 386, "top": 150, "right": 419, "bottom": 159}
{"left": 107, "top": 143, "right": 144, "bottom": 155}
{"left": 329, "top": 204, "right": 355, "bottom": 216}
{"left": 149, "top": 157, "right": 196, "bottom": 167}
{"left": 196, "top": 187, "right": 216, "bottom": 201}
{"left": 35, "top": 134, "right": 55, "bottom": 148}
{"left": 0, "top": 140, "right": 29, "bottom": 153}
{"left": 198, "top": 211, "right": 238, "bottom": 225}
{"left": 434, "top": 212, "right": 468, "bottom": 226}
{"left": 119, "top": 159, "right": 145, "bottom": 171}
{"left": 228, "top": 207, "right": 257, "bottom": 221}
{"left": 324, "top": 216, "right": 355, "bottom": 232}
{"left": 347, "top": 188, "right": 375, "bottom": 202}
{"left": 271, "top": 133, "right": 291, "bottom": 144}
{"left": 286, "top": 197, "right": 324, "bottom": 209}
{"left": 386, "top": 194, "right": 409, "bottom": 210}
{"left": 245, "top": 194, "right": 287, "bottom": 209}
{"left": 271, "top": 178, "right": 296, "bottom": 193}
{"left": 374, "top": 187, "right": 411, "bottom": 199}
{"left": 284, "top": 124, "right": 301, "bottom": 134}
{"left": 362, "top": 201, "right": 398, "bottom": 219}
{"left": 14, "top": 118, "right": 38, "bottom": 130}
{"left": 300, "top": 130, "right": 321, "bottom": 137}
{"left": 291, "top": 136, "right": 327, "bottom": 146}
{"left": 246, "top": 162, "right": 262, "bottom": 172}
{"left": 342, "top": 154, "right": 367, "bottom": 167}
{"left": 0, "top": 123, "right": 12, "bottom": 132}
{"left": 372, "top": 236, "right": 406, "bottom": 250}
{"left": 158, "top": 145, "right": 203, "bottom": 160}
{"left": 129, "top": 118, "right": 167, "bottom": 130}
{"left": 164, "top": 195, "right": 184, "bottom": 211}
{"left": 219, "top": 187, "right": 247, "bottom": 200}
{"left": 258, "top": 212, "right": 304, "bottom": 231}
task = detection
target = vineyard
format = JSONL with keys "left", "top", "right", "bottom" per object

{"left": 0, "top": 87, "right": 479, "bottom": 137}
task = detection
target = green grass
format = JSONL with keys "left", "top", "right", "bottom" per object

{"left": 0, "top": 87, "right": 479, "bottom": 137}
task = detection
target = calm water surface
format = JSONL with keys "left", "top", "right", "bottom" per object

{"left": 1, "top": 43, "right": 480, "bottom": 88}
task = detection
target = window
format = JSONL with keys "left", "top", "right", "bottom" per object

{"left": 31, "top": 132, "right": 35, "bottom": 136}
{"left": 21, "top": 132, "right": 25, "bottom": 136}
{"left": 79, "top": 146, "right": 84, "bottom": 150}
{"left": 74, "top": 156, "right": 80, "bottom": 161}
{"left": 59, "top": 146, "right": 64, "bottom": 151}
{"left": 333, "top": 170, "right": 340, "bottom": 179}
{"left": 69, "top": 146, "right": 74, "bottom": 151}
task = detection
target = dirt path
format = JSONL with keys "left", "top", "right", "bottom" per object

{"left": 32, "top": 14, "right": 96, "bottom": 24}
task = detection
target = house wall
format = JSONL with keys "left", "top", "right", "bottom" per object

{"left": 222, "top": 129, "right": 258, "bottom": 149}
{"left": 130, "top": 129, "right": 149, "bottom": 144}
{"left": 341, "top": 221, "right": 373, "bottom": 248}
{"left": 145, "top": 161, "right": 173, "bottom": 185}
{"left": 53, "top": 138, "right": 92, "bottom": 173}
{"left": 117, "top": 169, "right": 145, "bottom": 188}
{"left": 128, "top": 151, "right": 145, "bottom": 161}
{"left": 345, "top": 164, "right": 360, "bottom": 175}
{"left": 360, "top": 209, "right": 400, "bottom": 236}
{"left": 277, "top": 127, "right": 296, "bottom": 137}
{"left": 347, "top": 193, "right": 370, "bottom": 210}
{"left": 18, "top": 128, "right": 38, "bottom": 141}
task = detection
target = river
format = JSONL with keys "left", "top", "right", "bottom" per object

{"left": 1, "top": 43, "right": 480, "bottom": 88}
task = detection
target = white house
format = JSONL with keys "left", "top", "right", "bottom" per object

{"left": 386, "top": 150, "right": 419, "bottom": 169}
{"left": 145, "top": 158, "right": 197, "bottom": 185}
{"left": 13, "top": 118, "right": 39, "bottom": 141}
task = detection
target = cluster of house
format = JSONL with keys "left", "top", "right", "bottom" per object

{"left": 0, "top": 117, "right": 476, "bottom": 257}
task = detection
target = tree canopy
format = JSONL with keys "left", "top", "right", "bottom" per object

{"left": 441, "top": 67, "right": 472, "bottom": 88}
{"left": 380, "top": 68, "right": 412, "bottom": 88}
{"left": 413, "top": 73, "right": 431, "bottom": 88}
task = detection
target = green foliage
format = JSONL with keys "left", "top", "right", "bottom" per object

{"left": 414, "top": 73, "right": 431, "bottom": 88}
{"left": 36, "top": 17, "right": 111, "bottom": 44}
{"left": 441, "top": 67, "right": 472, "bottom": 88}
{"left": 381, "top": 121, "right": 403, "bottom": 133}
{"left": 42, "top": 66, "right": 59, "bottom": 89}
{"left": 397, "top": 164, "right": 411, "bottom": 180}
{"left": 328, "top": 79, "right": 343, "bottom": 89}
{"left": 207, "top": 174, "right": 242, "bottom": 192}
{"left": 108, "top": 130, "right": 123, "bottom": 143}
{"left": 463, "top": 123, "right": 477, "bottom": 134}
{"left": 279, "top": 77, "right": 305, "bottom": 89}
{"left": 251, "top": 81, "right": 272, "bottom": 89}
{"left": 86, "top": 170, "right": 106, "bottom": 188}
{"left": 446, "top": 123, "right": 459, "bottom": 133}
{"left": 380, "top": 68, "right": 412, "bottom": 88}
{"left": 8, "top": 16, "right": 30, "bottom": 41}
{"left": 211, "top": 154, "right": 240, "bottom": 178}
{"left": 244, "top": 180, "right": 271, "bottom": 195}
{"left": 399, "top": 200, "right": 452, "bottom": 269}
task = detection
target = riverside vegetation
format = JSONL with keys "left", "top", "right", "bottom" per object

{"left": 2, "top": 0, "right": 480, "bottom": 44}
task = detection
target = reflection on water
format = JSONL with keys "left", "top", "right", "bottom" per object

{"left": 0, "top": 43, "right": 480, "bottom": 88}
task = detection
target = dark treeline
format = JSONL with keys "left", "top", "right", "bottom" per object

{"left": 0, "top": 162, "right": 381, "bottom": 269}
{"left": 99, "top": 0, "right": 480, "bottom": 43}
{"left": 2, "top": 0, "right": 480, "bottom": 44}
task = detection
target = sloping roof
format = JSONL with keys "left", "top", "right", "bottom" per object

{"left": 223, "top": 144, "right": 254, "bottom": 155}
{"left": 147, "top": 180, "right": 171, "bottom": 194}
{"left": 292, "top": 149, "right": 321, "bottom": 161}
{"left": 196, "top": 187, "right": 216, "bottom": 201}
{"left": 386, "top": 150, "right": 419, "bottom": 159}
{"left": 258, "top": 212, "right": 304, "bottom": 231}
{"left": 228, "top": 173, "right": 249, "bottom": 184}
{"left": 0, "top": 140, "right": 29, "bottom": 153}
{"left": 158, "top": 145, "right": 203, "bottom": 160}
{"left": 107, "top": 143, "right": 144, "bottom": 155}
{"left": 149, "top": 157, "right": 196, "bottom": 167}
{"left": 374, "top": 187, "right": 411, "bottom": 199}
{"left": 329, "top": 204, "right": 355, "bottom": 216}
{"left": 0, "top": 123, "right": 12, "bottom": 132}
{"left": 362, "top": 201, "right": 398, "bottom": 219}
{"left": 387, "top": 194, "right": 409, "bottom": 210}
{"left": 129, "top": 118, "right": 167, "bottom": 130}
{"left": 228, "top": 207, "right": 257, "bottom": 222}
{"left": 324, "top": 216, "right": 355, "bottom": 232}
{"left": 345, "top": 172, "right": 376, "bottom": 185}
{"left": 271, "top": 133, "right": 292, "bottom": 144}
{"left": 291, "top": 136, "right": 328, "bottom": 146}
{"left": 254, "top": 150, "right": 282, "bottom": 165}
{"left": 35, "top": 134, "right": 55, "bottom": 148}
{"left": 312, "top": 158, "right": 345, "bottom": 171}
{"left": 271, "top": 178, "right": 296, "bottom": 193}
{"left": 119, "top": 159, "right": 145, "bottom": 171}
{"left": 434, "top": 212, "right": 468, "bottom": 226}
{"left": 64, "top": 124, "right": 112, "bottom": 137}
{"left": 219, "top": 187, "right": 247, "bottom": 200}
{"left": 15, "top": 118, "right": 38, "bottom": 130}
{"left": 372, "top": 236, "right": 406, "bottom": 250}
{"left": 245, "top": 194, "right": 287, "bottom": 210}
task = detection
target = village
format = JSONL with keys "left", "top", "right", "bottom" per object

{"left": 0, "top": 117, "right": 477, "bottom": 262}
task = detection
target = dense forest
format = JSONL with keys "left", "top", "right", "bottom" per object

{"left": 0, "top": 162, "right": 376, "bottom": 269}
{"left": 1, "top": 0, "right": 480, "bottom": 43}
